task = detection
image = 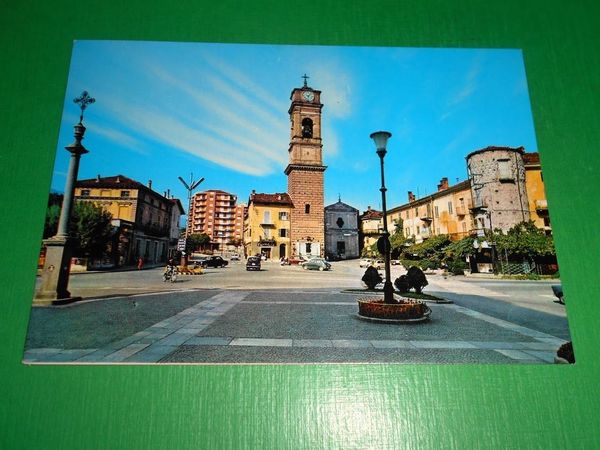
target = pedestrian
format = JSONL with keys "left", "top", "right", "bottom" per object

{"left": 137, "top": 256, "right": 144, "bottom": 270}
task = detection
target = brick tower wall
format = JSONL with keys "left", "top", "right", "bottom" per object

{"left": 288, "top": 169, "right": 325, "bottom": 246}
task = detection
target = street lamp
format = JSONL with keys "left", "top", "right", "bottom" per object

{"left": 178, "top": 173, "right": 204, "bottom": 266}
{"left": 370, "top": 130, "right": 395, "bottom": 304}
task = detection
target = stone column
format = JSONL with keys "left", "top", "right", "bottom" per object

{"left": 34, "top": 122, "right": 89, "bottom": 305}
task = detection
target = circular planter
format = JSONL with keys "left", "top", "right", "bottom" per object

{"left": 357, "top": 298, "right": 431, "bottom": 323}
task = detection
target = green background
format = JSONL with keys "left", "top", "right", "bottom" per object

{"left": 1, "top": 1, "right": 599, "bottom": 448}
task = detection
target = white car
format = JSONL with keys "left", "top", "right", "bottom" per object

{"left": 359, "top": 258, "right": 373, "bottom": 268}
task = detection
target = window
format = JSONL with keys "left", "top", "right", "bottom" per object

{"left": 81, "top": 189, "right": 90, "bottom": 197}
{"left": 498, "top": 159, "right": 513, "bottom": 181}
{"left": 448, "top": 201, "right": 453, "bottom": 214}
{"left": 305, "top": 243, "right": 312, "bottom": 254}
{"left": 121, "top": 190, "right": 130, "bottom": 198}
{"left": 279, "top": 211, "right": 288, "bottom": 220}
{"left": 305, "top": 204, "right": 310, "bottom": 214}
{"left": 279, "top": 229, "right": 287, "bottom": 237}
{"left": 301, "top": 118, "right": 313, "bottom": 138}
{"left": 263, "top": 210, "right": 271, "bottom": 224}
{"left": 434, "top": 205, "right": 439, "bottom": 218}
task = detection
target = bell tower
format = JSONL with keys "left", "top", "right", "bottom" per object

{"left": 285, "top": 75, "right": 327, "bottom": 258}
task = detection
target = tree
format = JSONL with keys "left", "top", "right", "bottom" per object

{"left": 186, "top": 233, "right": 211, "bottom": 253}
{"left": 493, "top": 221, "right": 555, "bottom": 259}
{"left": 43, "top": 193, "right": 64, "bottom": 238}
{"left": 70, "top": 201, "right": 114, "bottom": 258}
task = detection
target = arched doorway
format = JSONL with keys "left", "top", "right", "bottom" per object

{"left": 279, "top": 243, "right": 286, "bottom": 259}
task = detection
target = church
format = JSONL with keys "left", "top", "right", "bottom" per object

{"left": 244, "top": 75, "right": 358, "bottom": 259}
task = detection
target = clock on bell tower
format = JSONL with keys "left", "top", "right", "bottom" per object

{"left": 285, "top": 74, "right": 327, "bottom": 259}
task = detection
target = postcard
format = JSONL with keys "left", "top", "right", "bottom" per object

{"left": 23, "top": 41, "right": 573, "bottom": 365}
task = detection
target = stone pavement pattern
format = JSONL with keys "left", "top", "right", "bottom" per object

{"left": 24, "top": 289, "right": 567, "bottom": 365}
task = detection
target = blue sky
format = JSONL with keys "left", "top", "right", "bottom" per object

{"left": 50, "top": 41, "right": 537, "bottom": 218}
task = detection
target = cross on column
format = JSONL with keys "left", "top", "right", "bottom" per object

{"left": 74, "top": 90, "right": 96, "bottom": 122}
{"left": 302, "top": 73, "right": 309, "bottom": 87}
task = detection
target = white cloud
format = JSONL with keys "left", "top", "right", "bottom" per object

{"left": 308, "top": 64, "right": 352, "bottom": 119}
{"left": 440, "top": 58, "right": 481, "bottom": 121}
{"left": 87, "top": 122, "right": 148, "bottom": 155}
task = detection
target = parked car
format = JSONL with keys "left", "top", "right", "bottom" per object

{"left": 359, "top": 258, "right": 373, "bottom": 268}
{"left": 391, "top": 259, "right": 401, "bottom": 265}
{"left": 246, "top": 256, "right": 261, "bottom": 271}
{"left": 373, "top": 259, "right": 385, "bottom": 270}
{"left": 301, "top": 258, "right": 332, "bottom": 271}
{"left": 230, "top": 254, "right": 241, "bottom": 261}
{"left": 199, "top": 256, "right": 229, "bottom": 268}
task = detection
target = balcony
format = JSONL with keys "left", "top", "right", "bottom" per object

{"left": 419, "top": 212, "right": 433, "bottom": 222}
{"left": 261, "top": 221, "right": 276, "bottom": 227}
{"left": 258, "top": 239, "right": 276, "bottom": 247}
{"left": 470, "top": 201, "right": 487, "bottom": 212}
{"left": 456, "top": 206, "right": 470, "bottom": 216}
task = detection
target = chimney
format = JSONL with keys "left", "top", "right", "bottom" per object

{"left": 408, "top": 191, "right": 415, "bottom": 203}
{"left": 116, "top": 176, "right": 121, "bottom": 183}
{"left": 367, "top": 206, "right": 372, "bottom": 211}
{"left": 167, "top": 189, "right": 170, "bottom": 198}
{"left": 96, "top": 174, "right": 100, "bottom": 182}
{"left": 437, "top": 177, "right": 449, "bottom": 191}
{"left": 148, "top": 180, "right": 152, "bottom": 189}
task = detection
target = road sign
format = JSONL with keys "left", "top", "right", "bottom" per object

{"left": 177, "top": 239, "right": 187, "bottom": 251}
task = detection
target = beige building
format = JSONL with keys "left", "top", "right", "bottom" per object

{"left": 359, "top": 207, "right": 383, "bottom": 254}
{"left": 387, "top": 178, "right": 473, "bottom": 243}
{"left": 74, "top": 174, "right": 178, "bottom": 265}
{"left": 244, "top": 192, "right": 293, "bottom": 260}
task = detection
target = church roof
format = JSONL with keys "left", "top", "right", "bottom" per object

{"left": 325, "top": 200, "right": 359, "bottom": 212}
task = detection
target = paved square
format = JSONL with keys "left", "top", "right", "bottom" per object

{"left": 24, "top": 287, "right": 568, "bottom": 365}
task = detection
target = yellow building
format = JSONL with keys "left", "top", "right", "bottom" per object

{"left": 387, "top": 178, "right": 473, "bottom": 242}
{"left": 243, "top": 192, "right": 293, "bottom": 260}
{"left": 524, "top": 152, "right": 551, "bottom": 234}
{"left": 359, "top": 207, "right": 383, "bottom": 254}
{"left": 74, "top": 174, "right": 179, "bottom": 266}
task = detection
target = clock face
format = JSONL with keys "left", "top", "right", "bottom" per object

{"left": 302, "top": 91, "right": 315, "bottom": 102}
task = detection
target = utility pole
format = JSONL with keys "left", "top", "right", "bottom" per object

{"left": 178, "top": 174, "right": 204, "bottom": 267}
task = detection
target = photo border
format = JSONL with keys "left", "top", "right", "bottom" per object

{"left": 1, "top": 1, "right": 598, "bottom": 448}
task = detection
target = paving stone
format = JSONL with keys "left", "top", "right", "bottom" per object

{"left": 75, "top": 347, "right": 117, "bottom": 361}
{"left": 124, "top": 344, "right": 179, "bottom": 363}
{"left": 185, "top": 336, "right": 233, "bottom": 346}
{"left": 410, "top": 340, "right": 477, "bottom": 349}
{"left": 331, "top": 340, "right": 372, "bottom": 348}
{"left": 468, "top": 341, "right": 525, "bottom": 350}
{"left": 102, "top": 343, "right": 151, "bottom": 362}
{"left": 230, "top": 338, "right": 293, "bottom": 347}
{"left": 494, "top": 349, "right": 539, "bottom": 361}
{"left": 155, "top": 333, "right": 195, "bottom": 346}
{"left": 293, "top": 339, "right": 334, "bottom": 348}
{"left": 521, "top": 350, "right": 557, "bottom": 363}
{"left": 370, "top": 340, "right": 416, "bottom": 349}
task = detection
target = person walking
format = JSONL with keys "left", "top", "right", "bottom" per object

{"left": 137, "top": 256, "right": 144, "bottom": 270}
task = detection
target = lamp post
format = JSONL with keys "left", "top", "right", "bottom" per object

{"left": 35, "top": 91, "right": 95, "bottom": 305}
{"left": 178, "top": 173, "right": 204, "bottom": 266}
{"left": 370, "top": 131, "right": 395, "bottom": 304}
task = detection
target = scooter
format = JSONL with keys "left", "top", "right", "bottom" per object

{"left": 163, "top": 265, "right": 178, "bottom": 283}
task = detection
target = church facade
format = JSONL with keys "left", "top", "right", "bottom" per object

{"left": 324, "top": 200, "right": 360, "bottom": 260}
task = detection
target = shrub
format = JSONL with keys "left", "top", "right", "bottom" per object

{"left": 406, "top": 266, "right": 428, "bottom": 294}
{"left": 394, "top": 275, "right": 409, "bottom": 293}
{"left": 361, "top": 266, "right": 383, "bottom": 290}
{"left": 447, "top": 259, "right": 468, "bottom": 275}
{"left": 557, "top": 341, "right": 575, "bottom": 363}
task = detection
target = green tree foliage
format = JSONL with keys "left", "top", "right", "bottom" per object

{"left": 43, "top": 193, "right": 64, "bottom": 238}
{"left": 186, "top": 233, "right": 211, "bottom": 253}
{"left": 493, "top": 221, "right": 555, "bottom": 258}
{"left": 70, "top": 202, "right": 114, "bottom": 258}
